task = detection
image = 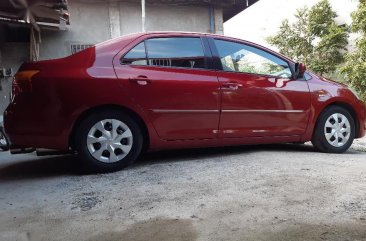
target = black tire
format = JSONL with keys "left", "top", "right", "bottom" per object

{"left": 0, "top": 127, "right": 9, "bottom": 151}
{"left": 312, "top": 106, "right": 355, "bottom": 153}
{"left": 75, "top": 110, "right": 143, "bottom": 173}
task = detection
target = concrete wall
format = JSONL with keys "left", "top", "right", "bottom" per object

{"left": 0, "top": 43, "right": 29, "bottom": 114}
{"left": 40, "top": 0, "right": 111, "bottom": 59}
{"left": 146, "top": 4, "right": 210, "bottom": 33}
{"left": 39, "top": 1, "right": 223, "bottom": 60}
{"left": 224, "top": 0, "right": 358, "bottom": 51}
{"left": 119, "top": 2, "right": 142, "bottom": 35}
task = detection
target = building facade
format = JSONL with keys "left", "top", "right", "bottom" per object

{"left": 40, "top": 1, "right": 225, "bottom": 60}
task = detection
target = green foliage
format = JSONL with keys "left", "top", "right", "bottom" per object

{"left": 308, "top": 0, "right": 337, "bottom": 36}
{"left": 350, "top": 0, "right": 366, "bottom": 32}
{"left": 267, "top": 9, "right": 313, "bottom": 65}
{"left": 267, "top": 0, "right": 349, "bottom": 76}
{"left": 312, "top": 23, "right": 349, "bottom": 74}
{"left": 341, "top": 0, "right": 366, "bottom": 102}
{"left": 238, "top": 63, "right": 257, "bottom": 74}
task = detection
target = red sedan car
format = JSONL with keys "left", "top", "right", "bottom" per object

{"left": 4, "top": 32, "right": 366, "bottom": 172}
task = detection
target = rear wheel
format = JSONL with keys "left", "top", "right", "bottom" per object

{"left": 312, "top": 106, "right": 355, "bottom": 153}
{"left": 75, "top": 110, "right": 143, "bottom": 173}
{"left": 0, "top": 127, "right": 9, "bottom": 151}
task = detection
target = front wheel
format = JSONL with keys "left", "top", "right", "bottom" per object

{"left": 312, "top": 106, "right": 355, "bottom": 153}
{"left": 75, "top": 110, "right": 143, "bottom": 173}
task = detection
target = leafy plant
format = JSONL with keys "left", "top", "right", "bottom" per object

{"left": 341, "top": 0, "right": 366, "bottom": 102}
{"left": 267, "top": 0, "right": 349, "bottom": 76}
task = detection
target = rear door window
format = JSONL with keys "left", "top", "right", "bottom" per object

{"left": 145, "top": 37, "right": 206, "bottom": 69}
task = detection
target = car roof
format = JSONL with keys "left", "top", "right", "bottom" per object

{"left": 141, "top": 31, "right": 239, "bottom": 40}
{"left": 97, "top": 31, "right": 294, "bottom": 63}
{"left": 140, "top": 32, "right": 293, "bottom": 61}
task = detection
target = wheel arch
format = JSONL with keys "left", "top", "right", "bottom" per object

{"left": 69, "top": 104, "right": 150, "bottom": 151}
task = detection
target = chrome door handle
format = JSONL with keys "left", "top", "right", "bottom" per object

{"left": 221, "top": 82, "right": 243, "bottom": 91}
{"left": 129, "top": 76, "right": 151, "bottom": 86}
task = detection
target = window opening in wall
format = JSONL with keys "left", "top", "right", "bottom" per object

{"left": 70, "top": 44, "right": 93, "bottom": 54}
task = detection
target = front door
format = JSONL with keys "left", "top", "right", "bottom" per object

{"left": 210, "top": 38, "right": 311, "bottom": 138}
{"left": 114, "top": 36, "right": 220, "bottom": 140}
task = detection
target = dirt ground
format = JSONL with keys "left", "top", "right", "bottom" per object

{"left": 0, "top": 138, "right": 366, "bottom": 241}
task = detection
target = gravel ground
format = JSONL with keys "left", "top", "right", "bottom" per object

{"left": 0, "top": 138, "right": 365, "bottom": 241}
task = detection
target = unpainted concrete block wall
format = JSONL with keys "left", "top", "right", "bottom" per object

{"left": 40, "top": 1, "right": 223, "bottom": 59}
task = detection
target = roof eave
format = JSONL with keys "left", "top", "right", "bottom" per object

{"left": 223, "top": 0, "right": 259, "bottom": 22}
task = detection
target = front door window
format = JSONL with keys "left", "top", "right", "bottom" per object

{"left": 215, "top": 39, "right": 292, "bottom": 79}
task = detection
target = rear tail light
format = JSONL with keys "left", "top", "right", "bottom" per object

{"left": 11, "top": 70, "right": 39, "bottom": 100}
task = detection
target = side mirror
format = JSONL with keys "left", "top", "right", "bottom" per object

{"left": 298, "top": 63, "right": 306, "bottom": 76}
{"left": 292, "top": 62, "right": 306, "bottom": 80}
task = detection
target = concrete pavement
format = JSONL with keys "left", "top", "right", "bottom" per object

{"left": 0, "top": 141, "right": 366, "bottom": 241}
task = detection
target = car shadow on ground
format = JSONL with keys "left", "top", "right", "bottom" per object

{"left": 136, "top": 143, "right": 317, "bottom": 167}
{"left": 0, "top": 143, "right": 359, "bottom": 181}
{"left": 0, "top": 154, "right": 78, "bottom": 181}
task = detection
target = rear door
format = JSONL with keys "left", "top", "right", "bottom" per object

{"left": 113, "top": 36, "right": 221, "bottom": 140}
{"left": 209, "top": 38, "right": 311, "bottom": 138}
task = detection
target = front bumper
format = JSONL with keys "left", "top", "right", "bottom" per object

{"left": 355, "top": 99, "right": 366, "bottom": 138}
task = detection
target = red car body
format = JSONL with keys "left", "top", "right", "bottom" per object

{"left": 4, "top": 32, "right": 366, "bottom": 153}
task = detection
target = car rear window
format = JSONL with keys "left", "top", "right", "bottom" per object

{"left": 121, "top": 42, "right": 147, "bottom": 65}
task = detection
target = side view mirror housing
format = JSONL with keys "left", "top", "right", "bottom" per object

{"left": 290, "top": 62, "right": 306, "bottom": 80}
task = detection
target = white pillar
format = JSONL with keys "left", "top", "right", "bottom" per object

{"left": 214, "top": 7, "right": 224, "bottom": 35}
{"left": 141, "top": 0, "right": 146, "bottom": 32}
{"left": 109, "top": 1, "right": 121, "bottom": 39}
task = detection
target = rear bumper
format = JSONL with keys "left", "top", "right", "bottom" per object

{"left": 4, "top": 132, "right": 68, "bottom": 151}
{"left": 4, "top": 102, "right": 70, "bottom": 151}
